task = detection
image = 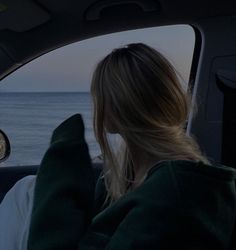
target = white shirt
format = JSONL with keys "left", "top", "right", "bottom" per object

{"left": 0, "top": 175, "right": 36, "bottom": 250}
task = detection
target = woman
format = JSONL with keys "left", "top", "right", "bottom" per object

{"left": 26, "top": 43, "right": 236, "bottom": 250}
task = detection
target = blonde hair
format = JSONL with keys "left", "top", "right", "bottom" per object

{"left": 91, "top": 43, "right": 208, "bottom": 203}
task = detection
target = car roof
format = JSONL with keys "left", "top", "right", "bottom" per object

{"left": 0, "top": 0, "right": 236, "bottom": 78}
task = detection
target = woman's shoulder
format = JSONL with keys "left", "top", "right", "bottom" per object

{"left": 147, "top": 160, "right": 236, "bottom": 182}
{"left": 141, "top": 160, "right": 236, "bottom": 206}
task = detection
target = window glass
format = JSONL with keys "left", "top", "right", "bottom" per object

{"left": 0, "top": 25, "right": 195, "bottom": 166}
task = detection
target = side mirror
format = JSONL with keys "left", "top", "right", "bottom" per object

{"left": 0, "top": 129, "right": 10, "bottom": 163}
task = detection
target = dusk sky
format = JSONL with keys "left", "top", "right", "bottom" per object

{"left": 0, "top": 25, "right": 195, "bottom": 92}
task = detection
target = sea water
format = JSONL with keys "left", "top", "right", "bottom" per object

{"left": 0, "top": 92, "right": 101, "bottom": 167}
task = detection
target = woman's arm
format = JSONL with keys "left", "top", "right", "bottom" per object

{"left": 27, "top": 114, "right": 95, "bottom": 250}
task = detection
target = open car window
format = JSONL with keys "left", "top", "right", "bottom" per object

{"left": 0, "top": 25, "right": 195, "bottom": 167}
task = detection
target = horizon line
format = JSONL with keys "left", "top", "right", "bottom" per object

{"left": 0, "top": 91, "right": 90, "bottom": 93}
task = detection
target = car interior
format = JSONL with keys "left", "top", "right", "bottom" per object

{"left": 0, "top": 1, "right": 236, "bottom": 244}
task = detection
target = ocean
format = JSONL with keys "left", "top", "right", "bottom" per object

{"left": 0, "top": 92, "right": 101, "bottom": 167}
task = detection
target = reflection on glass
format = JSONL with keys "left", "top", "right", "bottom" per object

{"left": 0, "top": 132, "right": 6, "bottom": 160}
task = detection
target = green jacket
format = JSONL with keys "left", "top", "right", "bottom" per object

{"left": 27, "top": 114, "right": 236, "bottom": 250}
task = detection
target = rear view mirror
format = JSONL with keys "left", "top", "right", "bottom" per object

{"left": 0, "top": 129, "right": 10, "bottom": 163}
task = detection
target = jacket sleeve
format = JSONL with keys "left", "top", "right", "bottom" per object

{"left": 27, "top": 114, "right": 95, "bottom": 250}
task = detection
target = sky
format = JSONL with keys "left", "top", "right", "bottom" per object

{"left": 0, "top": 25, "right": 195, "bottom": 92}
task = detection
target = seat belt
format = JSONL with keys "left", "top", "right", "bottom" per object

{"left": 216, "top": 69, "right": 236, "bottom": 167}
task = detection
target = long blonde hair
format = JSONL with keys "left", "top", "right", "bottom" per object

{"left": 91, "top": 43, "right": 208, "bottom": 203}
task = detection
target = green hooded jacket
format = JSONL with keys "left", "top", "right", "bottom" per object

{"left": 27, "top": 114, "right": 236, "bottom": 250}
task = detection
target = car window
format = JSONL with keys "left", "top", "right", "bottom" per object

{"left": 0, "top": 25, "right": 195, "bottom": 167}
